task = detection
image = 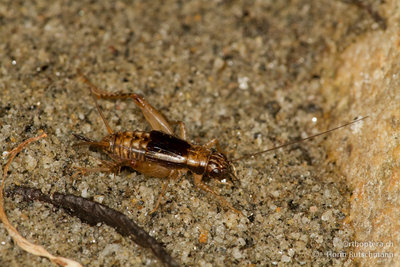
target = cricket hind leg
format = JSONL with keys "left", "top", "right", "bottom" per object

{"left": 130, "top": 94, "right": 175, "bottom": 135}
{"left": 78, "top": 73, "right": 175, "bottom": 135}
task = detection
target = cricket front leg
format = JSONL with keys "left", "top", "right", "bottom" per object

{"left": 193, "top": 174, "right": 243, "bottom": 215}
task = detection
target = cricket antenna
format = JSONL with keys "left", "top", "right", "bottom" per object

{"left": 232, "top": 116, "right": 368, "bottom": 162}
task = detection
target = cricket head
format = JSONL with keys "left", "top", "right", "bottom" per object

{"left": 207, "top": 150, "right": 239, "bottom": 185}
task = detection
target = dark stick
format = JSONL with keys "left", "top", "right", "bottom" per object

{"left": 7, "top": 186, "right": 179, "bottom": 267}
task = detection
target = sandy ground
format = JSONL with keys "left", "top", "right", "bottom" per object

{"left": 0, "top": 1, "right": 386, "bottom": 266}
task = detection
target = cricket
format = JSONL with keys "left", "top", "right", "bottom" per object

{"left": 74, "top": 73, "right": 367, "bottom": 215}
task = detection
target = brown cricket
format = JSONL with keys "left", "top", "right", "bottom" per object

{"left": 74, "top": 74, "right": 367, "bottom": 215}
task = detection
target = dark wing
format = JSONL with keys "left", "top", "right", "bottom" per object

{"left": 148, "top": 131, "right": 190, "bottom": 156}
{"left": 145, "top": 131, "right": 191, "bottom": 166}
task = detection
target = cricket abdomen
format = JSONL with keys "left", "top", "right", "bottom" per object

{"left": 103, "top": 131, "right": 151, "bottom": 161}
